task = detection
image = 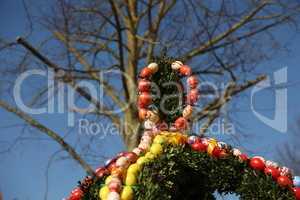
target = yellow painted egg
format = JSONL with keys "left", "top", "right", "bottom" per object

{"left": 105, "top": 175, "right": 113, "bottom": 184}
{"left": 127, "top": 163, "right": 140, "bottom": 176}
{"left": 207, "top": 144, "right": 216, "bottom": 155}
{"left": 125, "top": 172, "right": 137, "bottom": 186}
{"left": 145, "top": 152, "right": 155, "bottom": 160}
{"left": 153, "top": 135, "right": 166, "bottom": 144}
{"left": 150, "top": 143, "right": 163, "bottom": 155}
{"left": 99, "top": 185, "right": 109, "bottom": 200}
{"left": 121, "top": 186, "right": 134, "bottom": 200}
{"left": 136, "top": 156, "right": 148, "bottom": 166}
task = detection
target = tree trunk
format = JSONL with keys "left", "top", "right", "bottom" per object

{"left": 123, "top": 109, "right": 142, "bottom": 150}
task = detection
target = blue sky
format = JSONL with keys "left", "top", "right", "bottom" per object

{"left": 0, "top": 1, "right": 300, "bottom": 200}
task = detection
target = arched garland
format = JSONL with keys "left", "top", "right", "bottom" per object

{"left": 66, "top": 60, "right": 300, "bottom": 200}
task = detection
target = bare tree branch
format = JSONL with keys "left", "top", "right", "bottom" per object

{"left": 53, "top": 31, "right": 127, "bottom": 109}
{"left": 182, "top": 1, "right": 269, "bottom": 61}
{"left": 195, "top": 75, "right": 267, "bottom": 128}
{"left": 16, "top": 37, "right": 121, "bottom": 126}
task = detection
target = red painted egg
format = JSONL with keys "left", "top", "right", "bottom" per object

{"left": 138, "top": 79, "right": 151, "bottom": 92}
{"left": 107, "top": 161, "right": 117, "bottom": 172}
{"left": 277, "top": 176, "right": 292, "bottom": 188}
{"left": 138, "top": 92, "right": 152, "bottom": 108}
{"left": 140, "top": 67, "right": 153, "bottom": 78}
{"left": 293, "top": 187, "right": 300, "bottom": 199}
{"left": 69, "top": 187, "right": 83, "bottom": 200}
{"left": 95, "top": 167, "right": 108, "bottom": 178}
{"left": 212, "top": 147, "right": 223, "bottom": 158}
{"left": 174, "top": 117, "right": 188, "bottom": 130}
{"left": 187, "top": 75, "right": 199, "bottom": 89}
{"left": 108, "top": 181, "right": 121, "bottom": 192}
{"left": 249, "top": 157, "right": 265, "bottom": 171}
{"left": 191, "top": 141, "right": 207, "bottom": 152}
{"left": 264, "top": 167, "right": 280, "bottom": 180}
{"left": 179, "top": 65, "right": 192, "bottom": 76}
{"left": 239, "top": 154, "right": 249, "bottom": 162}
{"left": 187, "top": 89, "right": 199, "bottom": 105}
{"left": 125, "top": 152, "right": 138, "bottom": 163}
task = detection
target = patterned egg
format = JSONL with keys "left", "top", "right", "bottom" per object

{"left": 171, "top": 61, "right": 183, "bottom": 70}
{"left": 280, "top": 166, "right": 292, "bottom": 177}
{"left": 183, "top": 105, "right": 193, "bottom": 119}
{"left": 108, "top": 180, "right": 122, "bottom": 193}
{"left": 142, "top": 130, "right": 152, "bottom": 137}
{"left": 116, "top": 157, "right": 130, "bottom": 168}
{"left": 146, "top": 110, "right": 160, "bottom": 123}
{"left": 147, "top": 62, "right": 159, "bottom": 73}
{"left": 187, "top": 135, "right": 198, "bottom": 145}
{"left": 217, "top": 142, "right": 228, "bottom": 149}
{"left": 232, "top": 148, "right": 242, "bottom": 156}
{"left": 187, "top": 75, "right": 199, "bottom": 89}
{"left": 107, "top": 191, "right": 120, "bottom": 200}
{"left": 265, "top": 160, "right": 279, "bottom": 168}
{"left": 132, "top": 147, "right": 143, "bottom": 156}
{"left": 201, "top": 138, "right": 209, "bottom": 146}
{"left": 141, "top": 135, "right": 152, "bottom": 143}
{"left": 156, "top": 122, "right": 168, "bottom": 131}
{"left": 138, "top": 141, "right": 150, "bottom": 150}
{"left": 108, "top": 177, "right": 122, "bottom": 185}
{"left": 169, "top": 125, "right": 178, "bottom": 132}
{"left": 144, "top": 119, "right": 156, "bottom": 130}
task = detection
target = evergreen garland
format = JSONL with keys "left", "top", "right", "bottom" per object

{"left": 135, "top": 145, "right": 294, "bottom": 200}
{"left": 82, "top": 144, "right": 295, "bottom": 200}
{"left": 150, "top": 57, "right": 184, "bottom": 123}
{"left": 67, "top": 59, "right": 300, "bottom": 200}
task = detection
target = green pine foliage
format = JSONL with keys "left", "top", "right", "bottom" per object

{"left": 135, "top": 145, "right": 295, "bottom": 200}
{"left": 83, "top": 145, "right": 295, "bottom": 200}
{"left": 150, "top": 57, "right": 184, "bottom": 123}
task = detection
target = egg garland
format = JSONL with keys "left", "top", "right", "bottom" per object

{"left": 67, "top": 130, "right": 299, "bottom": 200}
{"left": 67, "top": 60, "right": 299, "bottom": 200}
{"left": 137, "top": 61, "right": 199, "bottom": 131}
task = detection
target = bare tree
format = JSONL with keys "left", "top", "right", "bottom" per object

{"left": 0, "top": 0, "right": 300, "bottom": 175}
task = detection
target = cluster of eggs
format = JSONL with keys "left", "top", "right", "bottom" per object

{"left": 67, "top": 61, "right": 300, "bottom": 200}
{"left": 137, "top": 61, "right": 199, "bottom": 131}
{"left": 67, "top": 131, "right": 300, "bottom": 200}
